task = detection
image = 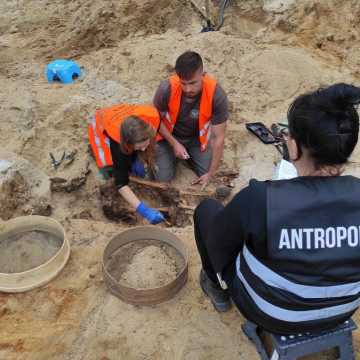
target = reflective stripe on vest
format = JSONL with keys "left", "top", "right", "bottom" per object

{"left": 88, "top": 104, "right": 160, "bottom": 169}
{"left": 88, "top": 116, "right": 112, "bottom": 168}
{"left": 158, "top": 74, "right": 216, "bottom": 151}
{"left": 159, "top": 112, "right": 174, "bottom": 133}
{"left": 236, "top": 248, "right": 360, "bottom": 322}
{"left": 199, "top": 121, "right": 212, "bottom": 151}
{"left": 243, "top": 245, "right": 360, "bottom": 298}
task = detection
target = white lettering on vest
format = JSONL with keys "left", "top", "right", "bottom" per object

{"left": 348, "top": 226, "right": 358, "bottom": 247}
{"left": 277, "top": 225, "right": 360, "bottom": 250}
{"left": 291, "top": 229, "right": 303, "bottom": 249}
{"left": 314, "top": 228, "right": 325, "bottom": 249}
{"left": 303, "top": 228, "right": 314, "bottom": 249}
{"left": 279, "top": 229, "right": 291, "bottom": 250}
{"left": 336, "top": 227, "right": 347, "bottom": 248}
{"left": 325, "top": 227, "right": 336, "bottom": 248}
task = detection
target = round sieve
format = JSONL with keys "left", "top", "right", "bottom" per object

{"left": 102, "top": 226, "right": 188, "bottom": 306}
{"left": 0, "top": 215, "right": 70, "bottom": 292}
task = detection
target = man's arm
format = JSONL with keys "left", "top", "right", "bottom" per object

{"left": 208, "top": 122, "right": 226, "bottom": 176}
{"left": 193, "top": 83, "right": 228, "bottom": 189}
{"left": 153, "top": 80, "right": 189, "bottom": 160}
{"left": 153, "top": 81, "right": 190, "bottom": 160}
{"left": 159, "top": 122, "right": 190, "bottom": 159}
{"left": 192, "top": 122, "right": 226, "bottom": 189}
{"left": 158, "top": 122, "right": 175, "bottom": 145}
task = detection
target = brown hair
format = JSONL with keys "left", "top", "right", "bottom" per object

{"left": 175, "top": 51, "right": 203, "bottom": 80}
{"left": 120, "top": 116, "right": 156, "bottom": 170}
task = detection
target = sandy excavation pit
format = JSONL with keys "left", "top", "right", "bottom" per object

{"left": 2, "top": 0, "right": 360, "bottom": 358}
{"left": 100, "top": 172, "right": 237, "bottom": 227}
{"left": 0, "top": 230, "right": 63, "bottom": 274}
{"left": 106, "top": 239, "right": 185, "bottom": 289}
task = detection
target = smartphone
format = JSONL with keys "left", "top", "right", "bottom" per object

{"left": 246, "top": 122, "right": 276, "bottom": 144}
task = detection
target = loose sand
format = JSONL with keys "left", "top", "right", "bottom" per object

{"left": 106, "top": 239, "right": 184, "bottom": 289}
{"left": 1, "top": 0, "right": 360, "bottom": 359}
{"left": 0, "top": 231, "right": 63, "bottom": 273}
{"left": 118, "top": 244, "right": 178, "bottom": 289}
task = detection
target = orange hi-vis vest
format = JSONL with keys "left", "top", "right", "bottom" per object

{"left": 88, "top": 104, "right": 160, "bottom": 169}
{"left": 159, "top": 73, "right": 217, "bottom": 151}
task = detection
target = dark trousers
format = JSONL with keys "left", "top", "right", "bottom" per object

{"left": 194, "top": 198, "right": 230, "bottom": 284}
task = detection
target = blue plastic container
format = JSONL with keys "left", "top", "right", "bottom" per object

{"left": 46, "top": 60, "right": 81, "bottom": 84}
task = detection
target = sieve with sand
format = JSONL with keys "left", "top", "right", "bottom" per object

{"left": 102, "top": 226, "right": 188, "bottom": 305}
{"left": 0, "top": 216, "right": 70, "bottom": 292}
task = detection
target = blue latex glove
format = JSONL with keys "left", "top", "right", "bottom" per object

{"left": 131, "top": 158, "right": 146, "bottom": 178}
{"left": 136, "top": 202, "right": 165, "bottom": 224}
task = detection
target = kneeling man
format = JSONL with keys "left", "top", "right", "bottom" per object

{"left": 153, "top": 51, "right": 229, "bottom": 189}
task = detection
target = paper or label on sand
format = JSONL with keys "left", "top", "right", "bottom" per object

{"left": 273, "top": 159, "right": 298, "bottom": 180}
{"left": 0, "top": 160, "right": 12, "bottom": 174}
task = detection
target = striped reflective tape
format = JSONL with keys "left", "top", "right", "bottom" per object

{"left": 243, "top": 245, "right": 360, "bottom": 298}
{"left": 199, "top": 121, "right": 211, "bottom": 136}
{"left": 236, "top": 255, "right": 360, "bottom": 322}
{"left": 98, "top": 148, "right": 106, "bottom": 166}
{"left": 90, "top": 117, "right": 107, "bottom": 167}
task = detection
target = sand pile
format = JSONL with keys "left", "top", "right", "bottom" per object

{"left": 2, "top": 0, "right": 360, "bottom": 358}
{"left": 107, "top": 239, "right": 185, "bottom": 289}
{"left": 0, "top": 230, "right": 63, "bottom": 273}
{"left": 0, "top": 0, "right": 198, "bottom": 60}
{"left": 222, "top": 0, "right": 360, "bottom": 74}
{"left": 106, "top": 239, "right": 183, "bottom": 289}
{"left": 120, "top": 245, "right": 178, "bottom": 288}
{"left": 1, "top": 0, "right": 359, "bottom": 225}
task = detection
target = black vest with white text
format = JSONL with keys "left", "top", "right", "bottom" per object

{"left": 236, "top": 176, "right": 360, "bottom": 324}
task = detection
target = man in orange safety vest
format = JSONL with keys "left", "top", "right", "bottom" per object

{"left": 153, "top": 51, "right": 229, "bottom": 189}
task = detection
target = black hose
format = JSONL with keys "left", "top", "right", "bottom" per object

{"left": 217, "top": 0, "right": 230, "bottom": 30}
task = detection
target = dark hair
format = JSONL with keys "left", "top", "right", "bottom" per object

{"left": 287, "top": 83, "right": 360, "bottom": 167}
{"left": 175, "top": 51, "right": 203, "bottom": 80}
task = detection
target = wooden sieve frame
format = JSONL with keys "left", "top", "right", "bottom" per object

{"left": 0, "top": 215, "right": 70, "bottom": 293}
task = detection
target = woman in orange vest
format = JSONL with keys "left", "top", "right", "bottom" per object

{"left": 88, "top": 104, "right": 165, "bottom": 224}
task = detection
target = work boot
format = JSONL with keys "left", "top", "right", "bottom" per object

{"left": 200, "top": 269, "right": 231, "bottom": 312}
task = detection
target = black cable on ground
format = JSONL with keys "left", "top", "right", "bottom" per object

{"left": 217, "top": 0, "right": 231, "bottom": 30}
{"left": 195, "top": 0, "right": 231, "bottom": 33}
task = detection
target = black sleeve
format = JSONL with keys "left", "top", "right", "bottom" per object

{"left": 207, "top": 179, "right": 267, "bottom": 272}
{"left": 109, "top": 138, "right": 134, "bottom": 189}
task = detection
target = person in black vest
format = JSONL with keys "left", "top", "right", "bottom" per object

{"left": 194, "top": 83, "right": 360, "bottom": 334}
